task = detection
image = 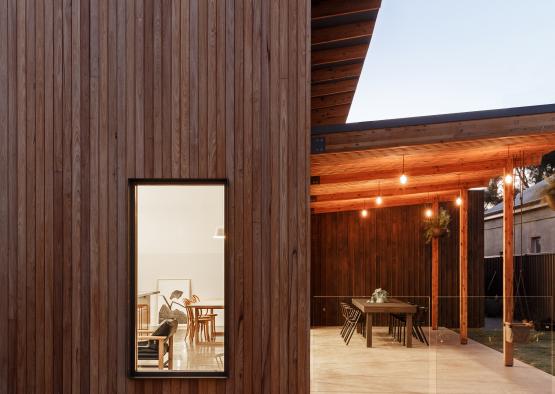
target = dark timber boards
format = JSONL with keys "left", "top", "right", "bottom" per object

{"left": 0, "top": 0, "right": 310, "bottom": 392}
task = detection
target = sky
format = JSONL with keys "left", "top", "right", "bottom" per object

{"left": 347, "top": 0, "right": 555, "bottom": 123}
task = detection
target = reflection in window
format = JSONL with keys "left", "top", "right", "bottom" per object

{"left": 130, "top": 181, "right": 226, "bottom": 376}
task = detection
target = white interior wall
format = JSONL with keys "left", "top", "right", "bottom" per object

{"left": 136, "top": 185, "right": 225, "bottom": 326}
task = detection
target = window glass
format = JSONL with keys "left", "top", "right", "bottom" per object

{"left": 531, "top": 236, "right": 541, "bottom": 254}
{"left": 130, "top": 181, "right": 226, "bottom": 377}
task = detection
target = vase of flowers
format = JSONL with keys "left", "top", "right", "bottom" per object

{"left": 371, "top": 288, "right": 389, "bottom": 303}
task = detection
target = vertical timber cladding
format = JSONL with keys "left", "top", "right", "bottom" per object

{"left": 1, "top": 0, "right": 311, "bottom": 393}
{"left": 310, "top": 191, "right": 484, "bottom": 328}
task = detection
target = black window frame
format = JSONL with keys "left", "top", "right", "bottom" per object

{"left": 128, "top": 178, "right": 229, "bottom": 379}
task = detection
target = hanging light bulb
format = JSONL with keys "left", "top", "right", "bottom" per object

{"left": 399, "top": 155, "right": 408, "bottom": 184}
{"left": 455, "top": 174, "right": 462, "bottom": 206}
{"left": 425, "top": 208, "right": 433, "bottom": 218}
{"left": 504, "top": 173, "right": 513, "bottom": 184}
{"left": 400, "top": 174, "right": 408, "bottom": 185}
{"left": 375, "top": 181, "right": 383, "bottom": 205}
{"left": 504, "top": 146, "right": 513, "bottom": 185}
{"left": 361, "top": 209, "right": 368, "bottom": 218}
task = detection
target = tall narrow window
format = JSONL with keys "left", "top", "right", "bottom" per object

{"left": 129, "top": 180, "right": 227, "bottom": 378}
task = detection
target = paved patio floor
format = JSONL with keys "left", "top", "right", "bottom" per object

{"left": 311, "top": 326, "right": 554, "bottom": 393}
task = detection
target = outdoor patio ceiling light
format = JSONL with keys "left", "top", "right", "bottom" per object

{"left": 455, "top": 196, "right": 462, "bottom": 206}
{"left": 504, "top": 174, "right": 513, "bottom": 184}
{"left": 375, "top": 181, "right": 383, "bottom": 205}
{"left": 399, "top": 155, "right": 408, "bottom": 184}
{"left": 361, "top": 209, "right": 368, "bottom": 218}
{"left": 425, "top": 208, "right": 433, "bottom": 218}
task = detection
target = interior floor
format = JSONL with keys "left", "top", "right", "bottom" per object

{"left": 138, "top": 326, "right": 224, "bottom": 372}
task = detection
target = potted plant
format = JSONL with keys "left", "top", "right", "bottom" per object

{"left": 423, "top": 208, "right": 451, "bottom": 243}
{"left": 541, "top": 176, "right": 555, "bottom": 210}
{"left": 505, "top": 320, "right": 534, "bottom": 344}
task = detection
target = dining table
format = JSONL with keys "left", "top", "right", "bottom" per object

{"left": 352, "top": 298, "right": 418, "bottom": 348}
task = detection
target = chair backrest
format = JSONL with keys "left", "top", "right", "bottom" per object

{"left": 415, "top": 306, "right": 428, "bottom": 323}
{"left": 348, "top": 308, "right": 361, "bottom": 322}
{"left": 191, "top": 294, "right": 200, "bottom": 302}
{"left": 339, "top": 302, "right": 350, "bottom": 319}
{"left": 184, "top": 298, "right": 195, "bottom": 324}
{"left": 166, "top": 319, "right": 178, "bottom": 339}
{"left": 148, "top": 319, "right": 177, "bottom": 349}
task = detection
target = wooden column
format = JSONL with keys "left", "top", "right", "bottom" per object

{"left": 459, "top": 189, "right": 468, "bottom": 344}
{"left": 503, "top": 165, "right": 515, "bottom": 366}
{"left": 431, "top": 199, "right": 439, "bottom": 330}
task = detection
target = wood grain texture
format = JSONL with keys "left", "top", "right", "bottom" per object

{"left": 1, "top": 0, "right": 310, "bottom": 392}
{"left": 431, "top": 200, "right": 439, "bottom": 330}
{"left": 311, "top": 192, "right": 484, "bottom": 329}
{"left": 459, "top": 189, "right": 468, "bottom": 344}
{"left": 503, "top": 164, "right": 515, "bottom": 367}
{"left": 310, "top": 115, "right": 555, "bottom": 213}
{"left": 309, "top": 0, "right": 380, "bottom": 125}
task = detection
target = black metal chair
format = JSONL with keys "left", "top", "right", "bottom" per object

{"left": 343, "top": 308, "right": 361, "bottom": 345}
{"left": 390, "top": 305, "right": 429, "bottom": 346}
{"left": 339, "top": 302, "right": 353, "bottom": 337}
{"left": 412, "top": 306, "right": 429, "bottom": 346}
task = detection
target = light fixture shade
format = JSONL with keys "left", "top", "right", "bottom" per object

{"left": 400, "top": 174, "right": 408, "bottom": 185}
{"left": 213, "top": 226, "right": 225, "bottom": 239}
{"left": 376, "top": 196, "right": 383, "bottom": 205}
{"left": 425, "top": 208, "right": 433, "bottom": 218}
{"left": 455, "top": 196, "right": 462, "bottom": 206}
{"left": 361, "top": 209, "right": 368, "bottom": 218}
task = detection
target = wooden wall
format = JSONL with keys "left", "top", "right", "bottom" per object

{"left": 0, "top": 0, "right": 310, "bottom": 393}
{"left": 311, "top": 191, "right": 484, "bottom": 328}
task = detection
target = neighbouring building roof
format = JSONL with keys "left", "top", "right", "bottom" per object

{"left": 485, "top": 179, "right": 549, "bottom": 217}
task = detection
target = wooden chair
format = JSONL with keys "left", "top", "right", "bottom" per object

{"left": 137, "top": 304, "right": 149, "bottom": 330}
{"left": 191, "top": 295, "right": 218, "bottom": 340}
{"left": 215, "top": 353, "right": 224, "bottom": 369}
{"left": 137, "top": 319, "right": 178, "bottom": 369}
{"left": 185, "top": 298, "right": 212, "bottom": 342}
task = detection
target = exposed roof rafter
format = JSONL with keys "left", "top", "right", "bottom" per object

{"left": 310, "top": 0, "right": 381, "bottom": 126}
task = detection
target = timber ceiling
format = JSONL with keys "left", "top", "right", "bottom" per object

{"left": 311, "top": 0, "right": 381, "bottom": 126}
{"left": 310, "top": 107, "right": 555, "bottom": 213}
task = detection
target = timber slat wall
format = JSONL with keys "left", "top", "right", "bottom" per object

{"left": 0, "top": 0, "right": 310, "bottom": 392}
{"left": 311, "top": 191, "right": 484, "bottom": 328}
{"left": 485, "top": 254, "right": 555, "bottom": 322}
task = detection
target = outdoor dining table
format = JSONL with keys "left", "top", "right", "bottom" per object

{"left": 352, "top": 298, "right": 418, "bottom": 348}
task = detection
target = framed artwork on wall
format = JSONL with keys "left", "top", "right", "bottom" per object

{"left": 156, "top": 278, "right": 192, "bottom": 324}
